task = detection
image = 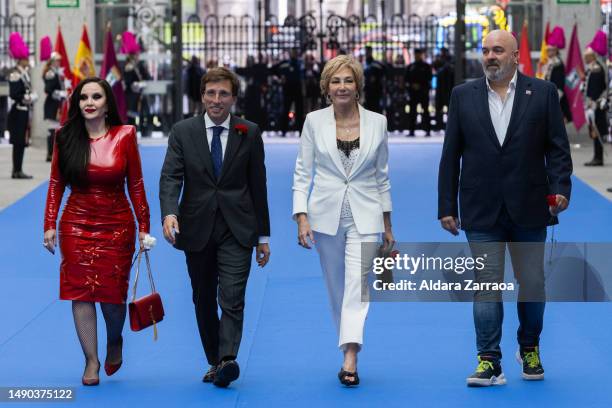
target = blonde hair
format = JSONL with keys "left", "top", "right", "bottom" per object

{"left": 319, "top": 54, "right": 364, "bottom": 97}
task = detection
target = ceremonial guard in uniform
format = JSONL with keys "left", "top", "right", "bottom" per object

{"left": 544, "top": 27, "right": 572, "bottom": 123}
{"left": 122, "top": 31, "right": 152, "bottom": 137}
{"left": 363, "top": 46, "right": 386, "bottom": 114}
{"left": 42, "top": 45, "right": 67, "bottom": 162}
{"left": 583, "top": 30, "right": 609, "bottom": 166}
{"left": 432, "top": 47, "right": 454, "bottom": 132}
{"left": 8, "top": 32, "right": 37, "bottom": 179}
{"left": 273, "top": 47, "right": 305, "bottom": 135}
{"left": 406, "top": 48, "right": 432, "bottom": 136}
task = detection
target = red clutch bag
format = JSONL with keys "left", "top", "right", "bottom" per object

{"left": 128, "top": 249, "right": 164, "bottom": 340}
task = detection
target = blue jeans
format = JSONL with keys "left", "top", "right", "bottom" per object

{"left": 465, "top": 208, "right": 547, "bottom": 362}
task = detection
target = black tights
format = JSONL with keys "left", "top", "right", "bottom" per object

{"left": 71, "top": 301, "right": 126, "bottom": 363}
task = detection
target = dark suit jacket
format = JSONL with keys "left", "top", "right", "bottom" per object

{"left": 159, "top": 114, "right": 270, "bottom": 251}
{"left": 438, "top": 72, "right": 573, "bottom": 230}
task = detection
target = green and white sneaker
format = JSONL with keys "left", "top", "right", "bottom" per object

{"left": 516, "top": 346, "right": 545, "bottom": 380}
{"left": 466, "top": 356, "right": 507, "bottom": 387}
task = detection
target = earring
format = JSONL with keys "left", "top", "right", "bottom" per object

{"left": 326, "top": 94, "right": 332, "bottom": 104}
{"left": 355, "top": 92, "right": 360, "bottom": 100}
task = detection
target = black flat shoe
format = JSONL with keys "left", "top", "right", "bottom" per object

{"left": 202, "top": 365, "right": 217, "bottom": 383}
{"left": 338, "top": 367, "right": 360, "bottom": 387}
{"left": 11, "top": 171, "right": 33, "bottom": 179}
{"left": 213, "top": 360, "right": 240, "bottom": 388}
{"left": 584, "top": 159, "right": 603, "bottom": 166}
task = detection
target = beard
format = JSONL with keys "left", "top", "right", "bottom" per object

{"left": 483, "top": 60, "right": 513, "bottom": 82}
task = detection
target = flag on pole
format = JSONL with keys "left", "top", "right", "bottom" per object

{"left": 73, "top": 24, "right": 95, "bottom": 83}
{"left": 100, "top": 25, "right": 127, "bottom": 123}
{"left": 518, "top": 21, "right": 534, "bottom": 77}
{"left": 535, "top": 21, "right": 550, "bottom": 79}
{"left": 55, "top": 25, "right": 73, "bottom": 125}
{"left": 54, "top": 25, "right": 74, "bottom": 84}
{"left": 564, "top": 24, "right": 586, "bottom": 131}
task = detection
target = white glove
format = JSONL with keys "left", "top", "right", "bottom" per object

{"left": 598, "top": 99, "right": 607, "bottom": 110}
{"left": 29, "top": 92, "right": 39, "bottom": 103}
{"left": 142, "top": 234, "right": 157, "bottom": 250}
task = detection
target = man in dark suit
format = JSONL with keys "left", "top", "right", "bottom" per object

{"left": 160, "top": 67, "right": 271, "bottom": 388}
{"left": 438, "top": 30, "right": 572, "bottom": 387}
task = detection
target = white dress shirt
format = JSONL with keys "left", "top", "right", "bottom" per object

{"left": 204, "top": 112, "right": 230, "bottom": 157}
{"left": 486, "top": 70, "right": 517, "bottom": 146}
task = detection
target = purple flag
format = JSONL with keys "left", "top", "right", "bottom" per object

{"left": 564, "top": 24, "right": 586, "bottom": 131}
{"left": 100, "top": 27, "right": 127, "bottom": 124}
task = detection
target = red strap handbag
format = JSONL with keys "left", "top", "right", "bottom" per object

{"left": 128, "top": 248, "right": 164, "bottom": 340}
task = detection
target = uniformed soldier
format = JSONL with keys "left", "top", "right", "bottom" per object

{"left": 432, "top": 47, "right": 454, "bottom": 132}
{"left": 544, "top": 26, "right": 572, "bottom": 123}
{"left": 272, "top": 47, "right": 305, "bottom": 135}
{"left": 406, "top": 48, "right": 433, "bottom": 136}
{"left": 122, "top": 31, "right": 152, "bottom": 137}
{"left": 387, "top": 54, "right": 408, "bottom": 132}
{"left": 7, "top": 32, "right": 37, "bottom": 179}
{"left": 583, "top": 30, "right": 608, "bottom": 166}
{"left": 42, "top": 52, "right": 67, "bottom": 161}
{"left": 363, "top": 46, "right": 386, "bottom": 114}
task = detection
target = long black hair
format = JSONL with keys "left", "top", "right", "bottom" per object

{"left": 56, "top": 77, "right": 123, "bottom": 187}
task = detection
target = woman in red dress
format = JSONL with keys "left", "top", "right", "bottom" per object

{"left": 43, "top": 77, "right": 150, "bottom": 385}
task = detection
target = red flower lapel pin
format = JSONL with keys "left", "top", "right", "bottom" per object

{"left": 235, "top": 124, "right": 249, "bottom": 136}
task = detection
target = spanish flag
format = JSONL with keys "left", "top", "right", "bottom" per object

{"left": 73, "top": 24, "right": 95, "bottom": 83}
{"left": 535, "top": 22, "right": 550, "bottom": 79}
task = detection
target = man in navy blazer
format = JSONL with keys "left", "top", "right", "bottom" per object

{"left": 438, "top": 30, "right": 572, "bottom": 387}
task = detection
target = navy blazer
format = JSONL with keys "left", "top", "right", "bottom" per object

{"left": 438, "top": 72, "right": 573, "bottom": 230}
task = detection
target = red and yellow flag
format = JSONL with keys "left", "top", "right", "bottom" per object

{"left": 535, "top": 22, "right": 550, "bottom": 79}
{"left": 73, "top": 24, "right": 95, "bottom": 83}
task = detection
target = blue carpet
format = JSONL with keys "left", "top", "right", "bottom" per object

{"left": 0, "top": 144, "right": 610, "bottom": 407}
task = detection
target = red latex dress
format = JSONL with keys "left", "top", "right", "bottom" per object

{"left": 44, "top": 125, "right": 150, "bottom": 304}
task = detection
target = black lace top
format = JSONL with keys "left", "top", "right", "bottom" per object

{"left": 337, "top": 137, "right": 360, "bottom": 157}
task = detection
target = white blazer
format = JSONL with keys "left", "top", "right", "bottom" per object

{"left": 292, "top": 104, "right": 392, "bottom": 235}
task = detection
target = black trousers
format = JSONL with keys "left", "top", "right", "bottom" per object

{"left": 280, "top": 86, "right": 304, "bottom": 133}
{"left": 47, "top": 129, "right": 55, "bottom": 158}
{"left": 12, "top": 143, "right": 25, "bottom": 173}
{"left": 185, "top": 211, "right": 253, "bottom": 365}
{"left": 593, "top": 108, "right": 607, "bottom": 161}
{"left": 408, "top": 91, "right": 431, "bottom": 134}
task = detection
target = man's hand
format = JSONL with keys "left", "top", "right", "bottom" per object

{"left": 163, "top": 215, "right": 180, "bottom": 245}
{"left": 256, "top": 243, "right": 270, "bottom": 267}
{"left": 549, "top": 194, "right": 569, "bottom": 216}
{"left": 440, "top": 216, "right": 460, "bottom": 236}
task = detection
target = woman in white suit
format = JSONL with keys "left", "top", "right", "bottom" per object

{"left": 292, "top": 55, "right": 394, "bottom": 386}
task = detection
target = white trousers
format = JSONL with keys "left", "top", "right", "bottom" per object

{"left": 314, "top": 217, "right": 380, "bottom": 350}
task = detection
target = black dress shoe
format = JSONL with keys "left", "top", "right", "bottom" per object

{"left": 607, "top": 187, "right": 612, "bottom": 193}
{"left": 584, "top": 159, "right": 604, "bottom": 166}
{"left": 11, "top": 171, "right": 33, "bottom": 179}
{"left": 213, "top": 360, "right": 240, "bottom": 388}
{"left": 202, "top": 365, "right": 217, "bottom": 383}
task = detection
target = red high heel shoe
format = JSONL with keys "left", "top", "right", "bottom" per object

{"left": 82, "top": 361, "right": 100, "bottom": 386}
{"left": 104, "top": 336, "right": 123, "bottom": 376}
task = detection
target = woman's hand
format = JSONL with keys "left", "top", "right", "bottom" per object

{"left": 297, "top": 213, "right": 315, "bottom": 249}
{"left": 382, "top": 229, "right": 395, "bottom": 251}
{"left": 43, "top": 229, "right": 57, "bottom": 254}
{"left": 139, "top": 232, "right": 147, "bottom": 249}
